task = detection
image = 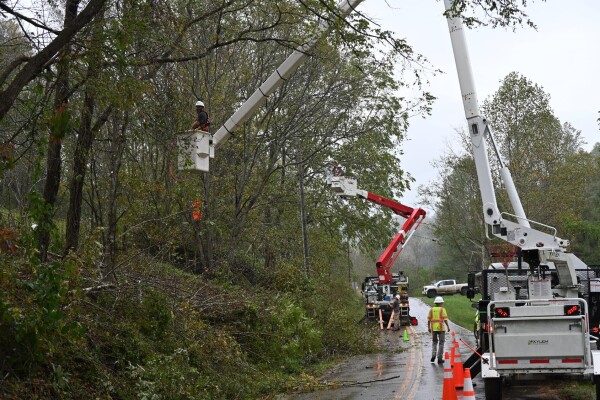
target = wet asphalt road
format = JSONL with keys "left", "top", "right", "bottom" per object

{"left": 283, "top": 298, "right": 481, "bottom": 400}
{"left": 283, "top": 298, "right": 564, "bottom": 400}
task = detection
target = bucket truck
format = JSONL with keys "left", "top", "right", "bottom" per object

{"left": 442, "top": 1, "right": 600, "bottom": 398}
{"left": 176, "top": 0, "right": 365, "bottom": 172}
{"left": 329, "top": 176, "right": 424, "bottom": 327}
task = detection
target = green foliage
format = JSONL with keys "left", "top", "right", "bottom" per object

{"left": 0, "top": 258, "right": 82, "bottom": 376}
{"left": 14, "top": 254, "right": 377, "bottom": 399}
{"left": 138, "top": 290, "right": 172, "bottom": 339}
{"left": 126, "top": 348, "right": 210, "bottom": 400}
{"left": 252, "top": 297, "right": 323, "bottom": 372}
{"left": 302, "top": 277, "right": 375, "bottom": 357}
{"left": 445, "top": 0, "right": 542, "bottom": 29}
{"left": 405, "top": 266, "right": 435, "bottom": 294}
{"left": 47, "top": 104, "right": 74, "bottom": 141}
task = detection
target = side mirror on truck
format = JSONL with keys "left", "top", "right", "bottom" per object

{"left": 467, "top": 273, "right": 475, "bottom": 300}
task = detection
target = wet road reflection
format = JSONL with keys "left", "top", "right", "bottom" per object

{"left": 283, "top": 298, "right": 481, "bottom": 399}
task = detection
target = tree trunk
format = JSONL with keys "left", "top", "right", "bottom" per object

{"left": 64, "top": 91, "right": 94, "bottom": 254}
{"left": 37, "top": 0, "right": 81, "bottom": 261}
{"left": 202, "top": 172, "right": 214, "bottom": 270}
{"left": 103, "top": 114, "right": 127, "bottom": 280}
{"left": 296, "top": 146, "right": 309, "bottom": 276}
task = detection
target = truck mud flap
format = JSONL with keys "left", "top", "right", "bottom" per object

{"left": 463, "top": 347, "right": 483, "bottom": 378}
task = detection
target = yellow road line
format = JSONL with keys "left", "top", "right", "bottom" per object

{"left": 406, "top": 326, "right": 423, "bottom": 400}
{"left": 394, "top": 328, "right": 415, "bottom": 398}
{"left": 394, "top": 326, "right": 422, "bottom": 400}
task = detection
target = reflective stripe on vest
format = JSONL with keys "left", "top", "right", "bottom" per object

{"left": 429, "top": 306, "right": 447, "bottom": 331}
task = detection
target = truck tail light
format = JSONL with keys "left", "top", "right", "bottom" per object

{"left": 494, "top": 307, "right": 510, "bottom": 318}
{"left": 498, "top": 359, "right": 518, "bottom": 364}
{"left": 564, "top": 305, "right": 580, "bottom": 316}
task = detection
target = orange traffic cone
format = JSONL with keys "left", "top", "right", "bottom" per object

{"left": 442, "top": 352, "right": 458, "bottom": 400}
{"left": 453, "top": 341, "right": 464, "bottom": 388}
{"left": 462, "top": 368, "right": 476, "bottom": 400}
{"left": 449, "top": 331, "right": 457, "bottom": 367}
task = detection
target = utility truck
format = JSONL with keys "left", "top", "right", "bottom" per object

{"left": 442, "top": 0, "right": 600, "bottom": 398}
{"left": 329, "top": 176, "right": 424, "bottom": 327}
{"left": 422, "top": 279, "right": 469, "bottom": 298}
{"left": 362, "top": 273, "right": 412, "bottom": 326}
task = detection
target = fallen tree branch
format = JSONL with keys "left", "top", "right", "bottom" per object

{"left": 334, "top": 375, "right": 401, "bottom": 386}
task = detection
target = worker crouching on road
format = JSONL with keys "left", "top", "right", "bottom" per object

{"left": 428, "top": 296, "right": 451, "bottom": 363}
{"left": 388, "top": 294, "right": 401, "bottom": 331}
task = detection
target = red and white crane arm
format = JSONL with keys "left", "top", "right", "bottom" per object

{"left": 330, "top": 176, "right": 426, "bottom": 284}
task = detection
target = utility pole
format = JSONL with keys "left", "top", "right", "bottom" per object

{"left": 347, "top": 241, "right": 351, "bottom": 284}
{"left": 297, "top": 146, "right": 309, "bottom": 276}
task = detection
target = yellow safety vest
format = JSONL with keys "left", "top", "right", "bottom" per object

{"left": 428, "top": 306, "right": 448, "bottom": 332}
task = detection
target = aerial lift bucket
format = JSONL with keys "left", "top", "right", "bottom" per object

{"left": 177, "top": 130, "right": 213, "bottom": 172}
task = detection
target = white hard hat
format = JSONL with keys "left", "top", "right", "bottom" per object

{"left": 395, "top": 294, "right": 400, "bottom": 299}
{"left": 434, "top": 296, "right": 444, "bottom": 304}
{"left": 195, "top": 100, "right": 204, "bottom": 107}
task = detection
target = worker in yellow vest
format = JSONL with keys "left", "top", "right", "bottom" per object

{"left": 427, "top": 296, "right": 451, "bottom": 363}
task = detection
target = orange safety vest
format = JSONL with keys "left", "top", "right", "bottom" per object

{"left": 428, "top": 306, "right": 448, "bottom": 332}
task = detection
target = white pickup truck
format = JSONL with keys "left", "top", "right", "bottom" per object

{"left": 422, "top": 279, "right": 469, "bottom": 298}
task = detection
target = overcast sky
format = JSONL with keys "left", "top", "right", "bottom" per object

{"left": 357, "top": 0, "right": 600, "bottom": 213}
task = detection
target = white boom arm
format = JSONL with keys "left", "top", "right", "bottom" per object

{"left": 443, "top": 0, "right": 570, "bottom": 251}
{"left": 191, "top": 0, "right": 365, "bottom": 171}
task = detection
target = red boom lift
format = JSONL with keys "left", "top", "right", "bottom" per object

{"left": 329, "top": 175, "right": 425, "bottom": 327}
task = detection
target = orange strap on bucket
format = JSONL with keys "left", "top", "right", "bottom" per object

{"left": 192, "top": 198, "right": 203, "bottom": 221}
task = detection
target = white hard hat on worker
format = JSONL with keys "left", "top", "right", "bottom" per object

{"left": 434, "top": 296, "right": 444, "bottom": 304}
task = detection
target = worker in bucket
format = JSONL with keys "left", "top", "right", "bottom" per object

{"left": 331, "top": 160, "right": 345, "bottom": 177}
{"left": 388, "top": 294, "right": 401, "bottom": 331}
{"left": 427, "top": 296, "right": 450, "bottom": 363}
{"left": 191, "top": 100, "right": 210, "bottom": 132}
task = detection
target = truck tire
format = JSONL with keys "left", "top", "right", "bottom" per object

{"left": 594, "top": 374, "right": 600, "bottom": 400}
{"left": 427, "top": 289, "right": 437, "bottom": 298}
{"left": 484, "top": 377, "right": 502, "bottom": 400}
{"left": 461, "top": 287, "right": 468, "bottom": 296}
